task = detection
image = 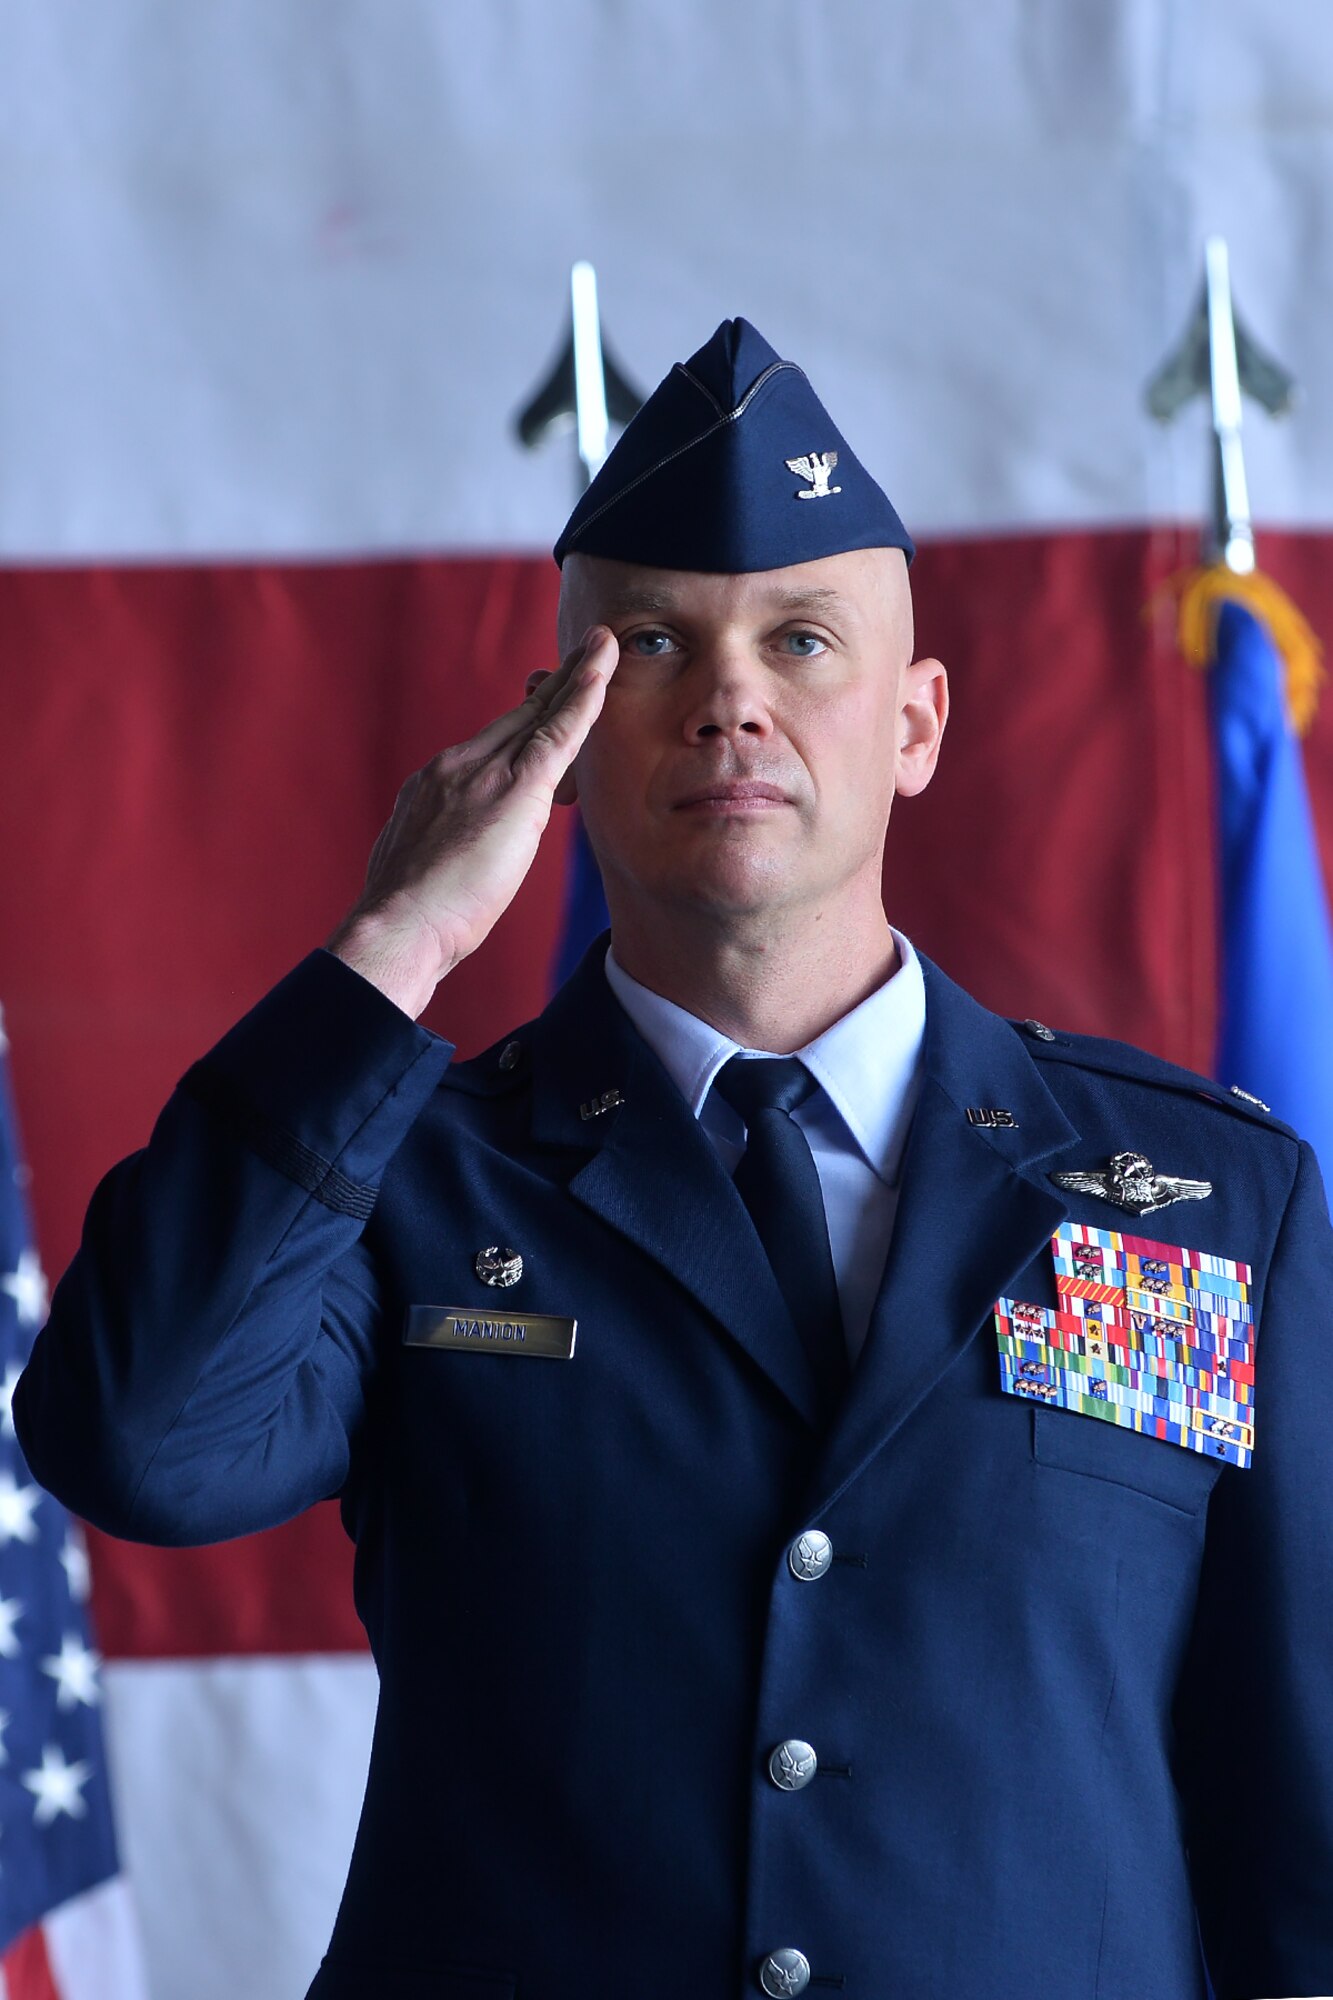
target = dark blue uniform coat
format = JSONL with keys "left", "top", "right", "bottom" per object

{"left": 15, "top": 944, "right": 1333, "bottom": 2000}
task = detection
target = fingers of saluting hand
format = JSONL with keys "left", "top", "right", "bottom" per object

{"left": 509, "top": 626, "right": 617, "bottom": 784}
{"left": 331, "top": 628, "right": 616, "bottom": 1011}
{"left": 456, "top": 626, "right": 617, "bottom": 767}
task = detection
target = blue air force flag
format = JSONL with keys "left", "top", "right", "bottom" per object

{"left": 1210, "top": 597, "right": 1333, "bottom": 1192}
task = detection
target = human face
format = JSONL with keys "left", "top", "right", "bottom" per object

{"left": 553, "top": 547, "right": 947, "bottom": 930}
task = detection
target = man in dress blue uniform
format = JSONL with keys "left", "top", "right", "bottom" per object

{"left": 15, "top": 320, "right": 1333, "bottom": 1999}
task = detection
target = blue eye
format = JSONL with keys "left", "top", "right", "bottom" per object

{"left": 626, "top": 629, "right": 675, "bottom": 657}
{"left": 783, "top": 631, "right": 827, "bottom": 656}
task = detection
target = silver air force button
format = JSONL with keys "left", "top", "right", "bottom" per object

{"left": 1050, "top": 1150, "right": 1213, "bottom": 1217}
{"left": 498, "top": 1041, "right": 523, "bottom": 1072}
{"left": 788, "top": 1530, "right": 833, "bottom": 1581}
{"left": 759, "top": 1948, "right": 811, "bottom": 1996}
{"left": 768, "top": 1740, "right": 818, "bottom": 1791}
{"left": 474, "top": 1246, "right": 523, "bottom": 1289}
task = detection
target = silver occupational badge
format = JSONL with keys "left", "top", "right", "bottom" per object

{"left": 474, "top": 1246, "right": 523, "bottom": 1288}
{"left": 1049, "top": 1150, "right": 1213, "bottom": 1217}
{"left": 785, "top": 451, "right": 841, "bottom": 499}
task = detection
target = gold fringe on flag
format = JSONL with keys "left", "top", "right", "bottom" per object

{"left": 1161, "top": 565, "right": 1325, "bottom": 736}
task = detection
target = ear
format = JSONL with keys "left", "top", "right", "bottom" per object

{"left": 894, "top": 657, "right": 949, "bottom": 798}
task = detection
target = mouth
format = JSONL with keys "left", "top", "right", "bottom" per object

{"left": 673, "top": 782, "right": 792, "bottom": 814}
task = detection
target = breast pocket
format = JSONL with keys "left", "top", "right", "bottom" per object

{"left": 1032, "top": 1404, "right": 1225, "bottom": 1517}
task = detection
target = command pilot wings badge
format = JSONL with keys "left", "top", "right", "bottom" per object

{"left": 1049, "top": 1150, "right": 1212, "bottom": 1216}
{"left": 786, "top": 451, "right": 841, "bottom": 498}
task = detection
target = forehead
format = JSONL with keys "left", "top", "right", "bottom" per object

{"left": 559, "top": 547, "right": 908, "bottom": 632}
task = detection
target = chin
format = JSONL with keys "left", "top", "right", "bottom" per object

{"left": 658, "top": 855, "right": 805, "bottom": 920}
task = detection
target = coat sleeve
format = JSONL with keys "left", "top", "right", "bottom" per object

{"left": 1173, "top": 1138, "right": 1333, "bottom": 2000}
{"left": 12, "top": 950, "right": 453, "bottom": 1547}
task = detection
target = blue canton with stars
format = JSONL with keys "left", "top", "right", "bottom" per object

{"left": 0, "top": 1010, "right": 119, "bottom": 1948}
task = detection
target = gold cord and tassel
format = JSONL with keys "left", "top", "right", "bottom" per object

{"left": 1160, "top": 565, "right": 1326, "bottom": 736}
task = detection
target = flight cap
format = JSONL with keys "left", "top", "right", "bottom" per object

{"left": 553, "top": 316, "right": 913, "bottom": 573}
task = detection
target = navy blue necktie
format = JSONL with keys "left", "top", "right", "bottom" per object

{"left": 714, "top": 1055, "right": 848, "bottom": 1422}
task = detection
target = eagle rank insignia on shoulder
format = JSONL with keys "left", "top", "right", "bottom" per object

{"left": 993, "top": 1223, "right": 1256, "bottom": 1468}
{"left": 1049, "top": 1151, "right": 1212, "bottom": 1217}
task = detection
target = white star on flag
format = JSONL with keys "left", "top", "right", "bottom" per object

{"left": 41, "top": 1632, "right": 101, "bottom": 1711}
{"left": 0, "top": 1469, "right": 41, "bottom": 1547}
{"left": 22, "top": 1742, "right": 93, "bottom": 1826}
{"left": 60, "top": 1527, "right": 91, "bottom": 1602}
{"left": 0, "top": 1592, "right": 23, "bottom": 1658}
{"left": 1, "top": 1246, "right": 48, "bottom": 1327}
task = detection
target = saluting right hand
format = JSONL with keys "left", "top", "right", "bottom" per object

{"left": 326, "top": 625, "right": 617, "bottom": 1019}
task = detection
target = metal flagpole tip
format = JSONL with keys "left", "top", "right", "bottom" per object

{"left": 1145, "top": 238, "right": 1297, "bottom": 572}
{"left": 514, "top": 265, "right": 644, "bottom": 496}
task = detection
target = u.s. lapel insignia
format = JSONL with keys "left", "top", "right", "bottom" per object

{"left": 993, "top": 1223, "right": 1256, "bottom": 1468}
{"left": 785, "top": 451, "right": 841, "bottom": 499}
{"left": 1050, "top": 1150, "right": 1212, "bottom": 1216}
{"left": 579, "top": 1088, "right": 625, "bottom": 1122}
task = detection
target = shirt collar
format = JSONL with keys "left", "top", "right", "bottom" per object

{"left": 603, "top": 930, "right": 927, "bottom": 1185}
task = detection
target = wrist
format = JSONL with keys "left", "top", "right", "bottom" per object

{"left": 324, "top": 905, "right": 454, "bottom": 1021}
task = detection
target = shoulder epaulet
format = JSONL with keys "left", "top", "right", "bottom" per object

{"left": 1008, "top": 1016, "right": 1299, "bottom": 1141}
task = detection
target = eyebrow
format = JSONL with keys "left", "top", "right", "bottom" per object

{"left": 766, "top": 587, "right": 849, "bottom": 617}
{"left": 601, "top": 585, "right": 852, "bottom": 620}
{"left": 601, "top": 587, "right": 682, "bottom": 617}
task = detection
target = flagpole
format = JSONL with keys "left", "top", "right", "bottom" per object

{"left": 514, "top": 262, "right": 643, "bottom": 496}
{"left": 570, "top": 262, "right": 610, "bottom": 489}
{"left": 1146, "top": 236, "right": 1296, "bottom": 572}
{"left": 1203, "top": 239, "right": 1254, "bottom": 575}
{"left": 514, "top": 268, "right": 645, "bottom": 987}
{"left": 1146, "top": 245, "right": 1333, "bottom": 1189}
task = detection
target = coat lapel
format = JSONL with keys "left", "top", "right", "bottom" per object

{"left": 809, "top": 957, "right": 1078, "bottom": 1514}
{"left": 523, "top": 940, "right": 1084, "bottom": 1462}
{"left": 526, "top": 941, "right": 822, "bottom": 1428}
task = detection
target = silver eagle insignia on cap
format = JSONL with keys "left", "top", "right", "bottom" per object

{"left": 786, "top": 451, "right": 841, "bottom": 499}
{"left": 1049, "top": 1150, "right": 1212, "bottom": 1217}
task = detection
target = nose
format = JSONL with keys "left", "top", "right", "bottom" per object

{"left": 681, "top": 644, "right": 774, "bottom": 746}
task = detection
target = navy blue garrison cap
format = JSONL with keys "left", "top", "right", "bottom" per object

{"left": 553, "top": 317, "right": 914, "bottom": 572}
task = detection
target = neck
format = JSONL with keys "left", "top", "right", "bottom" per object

{"left": 607, "top": 891, "right": 900, "bottom": 1053}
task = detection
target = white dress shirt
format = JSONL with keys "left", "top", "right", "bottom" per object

{"left": 604, "top": 932, "right": 927, "bottom": 1364}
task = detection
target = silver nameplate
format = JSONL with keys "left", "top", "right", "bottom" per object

{"left": 404, "top": 1306, "right": 577, "bottom": 1359}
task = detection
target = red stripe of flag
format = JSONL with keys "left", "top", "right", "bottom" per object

{"left": 2, "top": 1927, "right": 62, "bottom": 2000}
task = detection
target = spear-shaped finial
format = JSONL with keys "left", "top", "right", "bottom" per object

{"left": 1146, "top": 236, "right": 1297, "bottom": 574}
{"left": 515, "top": 262, "right": 644, "bottom": 494}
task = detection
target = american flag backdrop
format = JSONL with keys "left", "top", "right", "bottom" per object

{"left": 0, "top": 1017, "right": 147, "bottom": 1998}
{"left": 3, "top": 4, "right": 1333, "bottom": 1995}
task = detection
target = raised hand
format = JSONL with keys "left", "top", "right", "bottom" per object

{"left": 326, "top": 625, "right": 617, "bottom": 1018}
